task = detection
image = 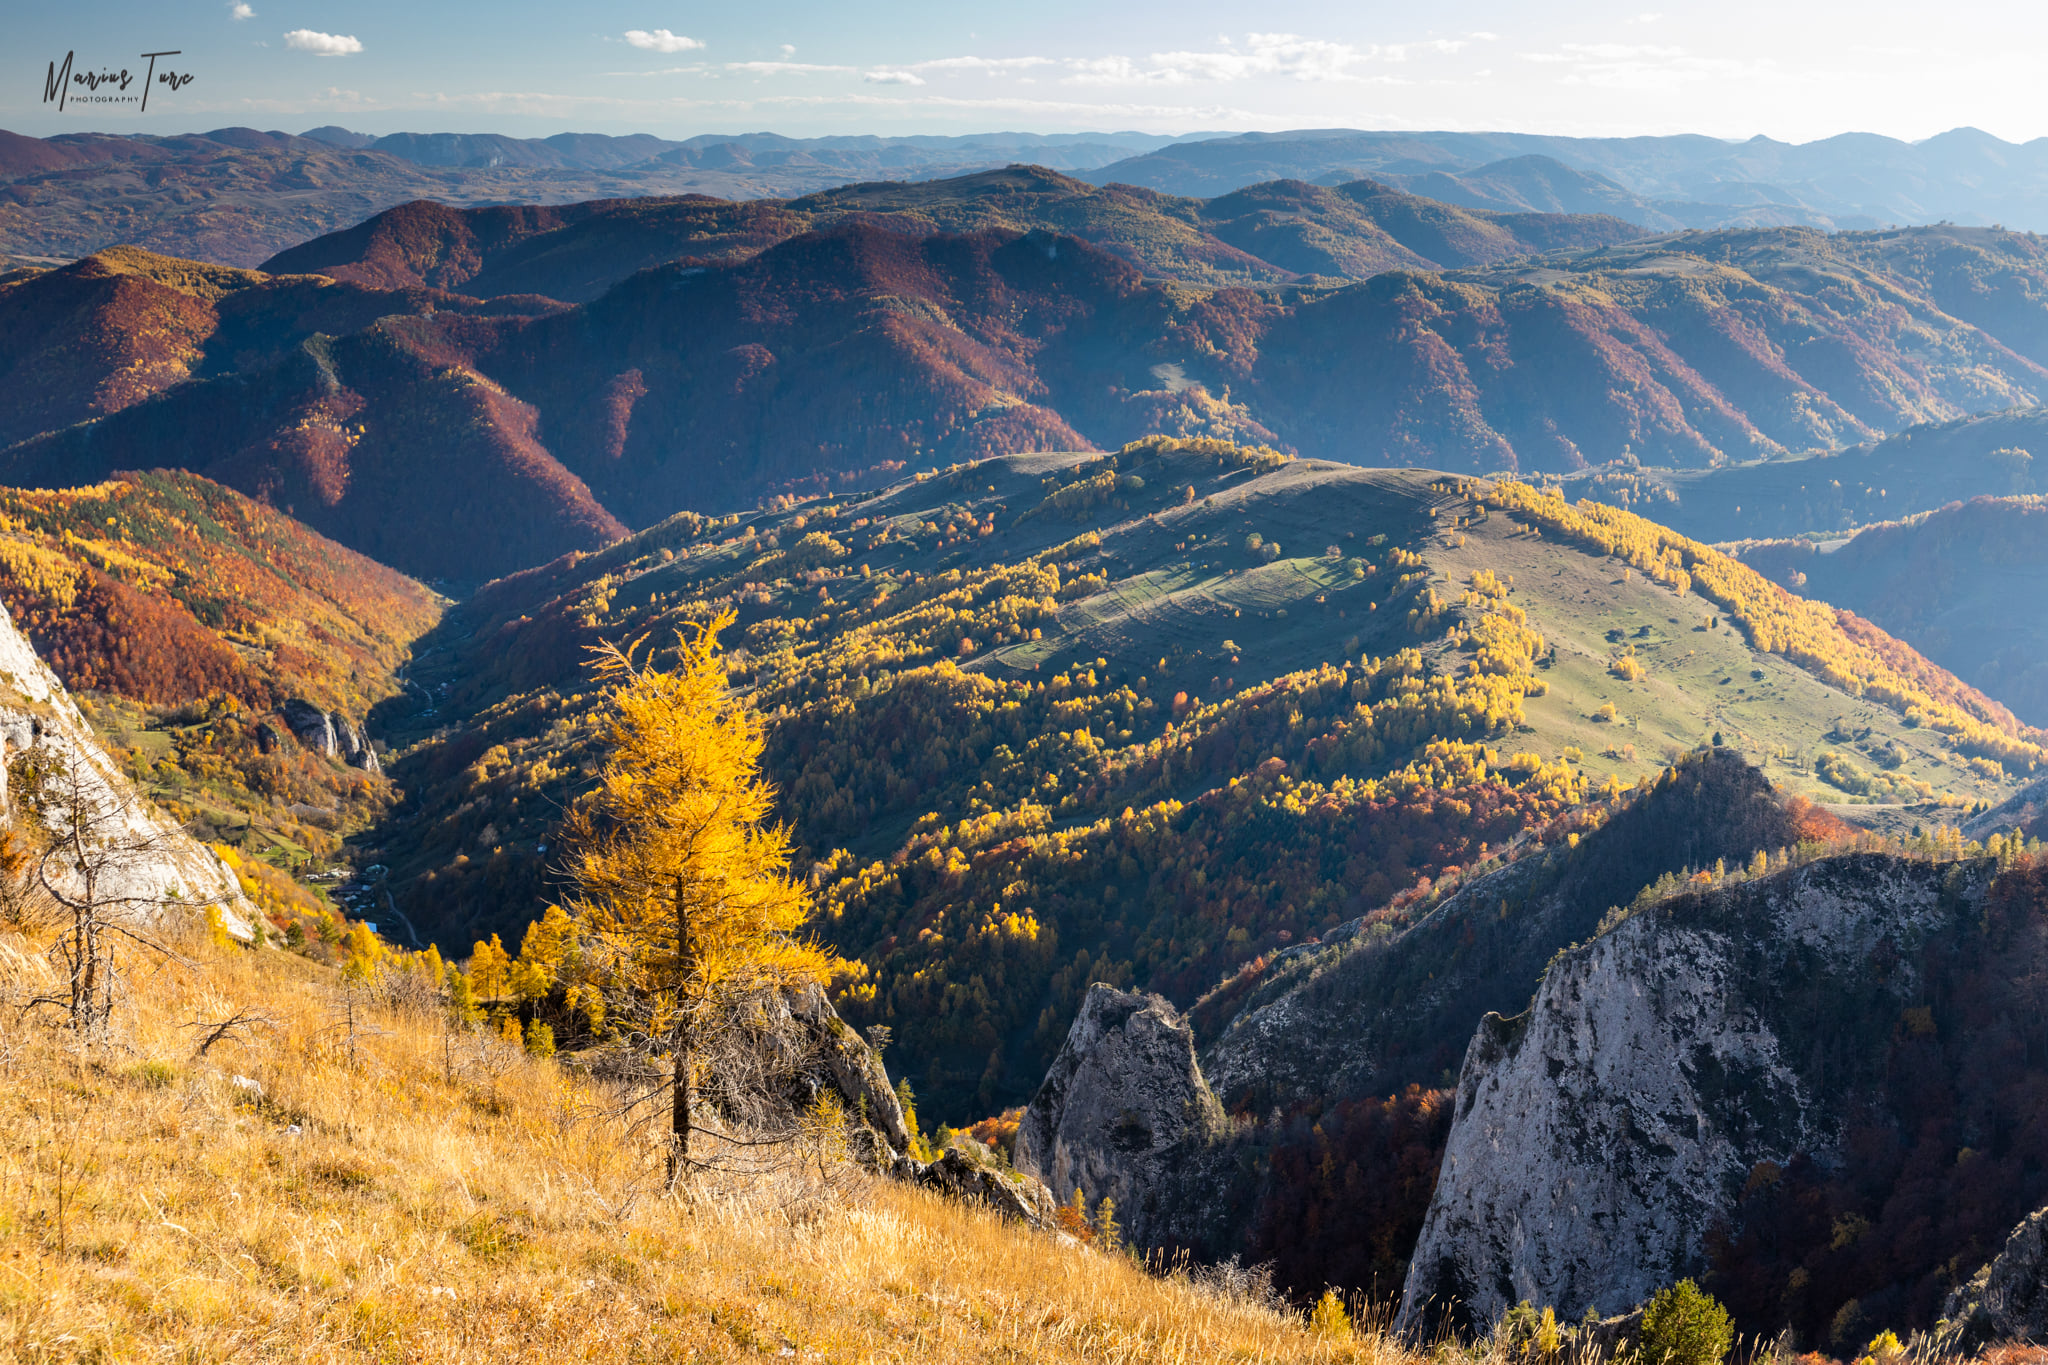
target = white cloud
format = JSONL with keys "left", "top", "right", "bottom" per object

{"left": 1517, "top": 42, "right": 1759, "bottom": 90}
{"left": 228, "top": 2, "right": 255, "bottom": 20}
{"left": 283, "top": 29, "right": 362, "bottom": 56}
{"left": 780, "top": 44, "right": 796, "bottom": 57}
{"left": 726, "top": 61, "right": 852, "bottom": 75}
{"left": 910, "top": 55, "right": 1055, "bottom": 73}
{"left": 1522, "top": 43, "right": 1682, "bottom": 64}
{"left": 1381, "top": 39, "right": 1472, "bottom": 62}
{"left": 624, "top": 29, "right": 703, "bottom": 53}
{"left": 864, "top": 69, "right": 925, "bottom": 86}
{"left": 1063, "top": 33, "right": 1377, "bottom": 86}
{"left": 1062, "top": 56, "right": 1161, "bottom": 85}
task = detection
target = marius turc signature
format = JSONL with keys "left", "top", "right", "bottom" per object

{"left": 43, "top": 51, "right": 194, "bottom": 112}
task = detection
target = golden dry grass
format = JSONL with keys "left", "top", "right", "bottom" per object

{"left": 0, "top": 931, "right": 1417, "bottom": 1363}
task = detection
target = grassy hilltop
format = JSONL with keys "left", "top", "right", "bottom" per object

{"left": 358, "top": 438, "right": 2034, "bottom": 1122}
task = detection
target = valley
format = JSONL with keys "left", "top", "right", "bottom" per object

{"left": 9, "top": 107, "right": 2048, "bottom": 1365}
{"left": 340, "top": 439, "right": 2032, "bottom": 1128}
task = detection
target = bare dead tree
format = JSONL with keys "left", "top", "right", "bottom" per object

{"left": 182, "top": 1005, "right": 275, "bottom": 1058}
{"left": 15, "top": 745, "right": 223, "bottom": 1041}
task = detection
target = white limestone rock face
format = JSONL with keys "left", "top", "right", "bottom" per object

{"left": 0, "top": 604, "right": 253, "bottom": 938}
{"left": 1398, "top": 855, "right": 1988, "bottom": 1335}
{"left": 1014, "top": 983, "right": 1224, "bottom": 1245}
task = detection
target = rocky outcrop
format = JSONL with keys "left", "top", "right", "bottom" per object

{"left": 1203, "top": 750, "right": 1804, "bottom": 1117}
{"left": 1014, "top": 984, "right": 1225, "bottom": 1248}
{"left": 713, "top": 983, "right": 1064, "bottom": 1223}
{"left": 996, "top": 753, "right": 1821, "bottom": 1285}
{"left": 899, "top": 1141, "right": 1059, "bottom": 1229}
{"left": 1397, "top": 854, "right": 1994, "bottom": 1336}
{"left": 276, "top": 698, "right": 381, "bottom": 774}
{"left": 1941, "top": 1205, "right": 2048, "bottom": 1353}
{"left": 786, "top": 981, "right": 911, "bottom": 1155}
{"left": 0, "top": 604, "right": 254, "bottom": 938}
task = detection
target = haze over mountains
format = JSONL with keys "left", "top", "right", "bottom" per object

{"left": 1082, "top": 127, "right": 2048, "bottom": 229}
{"left": 9, "top": 123, "right": 2048, "bottom": 269}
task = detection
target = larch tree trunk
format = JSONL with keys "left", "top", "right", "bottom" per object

{"left": 668, "top": 873, "right": 695, "bottom": 1186}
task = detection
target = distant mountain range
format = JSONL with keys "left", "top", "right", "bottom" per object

{"left": 9, "top": 183, "right": 2048, "bottom": 582}
{"left": 0, "top": 126, "right": 1205, "bottom": 268}
{"left": 1083, "top": 127, "right": 2048, "bottom": 232}
{"left": 297, "top": 127, "right": 1195, "bottom": 174}
{"left": 1735, "top": 495, "right": 2048, "bottom": 727}
{"left": 8, "top": 124, "right": 2048, "bottom": 271}
{"left": 259, "top": 165, "right": 1640, "bottom": 298}
{"left": 1555, "top": 407, "right": 2048, "bottom": 544}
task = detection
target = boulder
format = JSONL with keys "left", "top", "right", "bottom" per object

{"left": 1013, "top": 983, "right": 1224, "bottom": 1248}
{"left": 787, "top": 981, "right": 910, "bottom": 1154}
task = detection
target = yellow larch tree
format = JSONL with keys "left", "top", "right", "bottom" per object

{"left": 564, "top": 609, "right": 835, "bottom": 1185}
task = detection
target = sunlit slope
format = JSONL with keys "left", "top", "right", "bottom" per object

{"left": 0, "top": 469, "right": 441, "bottom": 714}
{"left": 364, "top": 440, "right": 2030, "bottom": 1118}
{"left": 0, "top": 933, "right": 1371, "bottom": 1364}
{"left": 1422, "top": 486, "right": 2024, "bottom": 806}
{"left": 1738, "top": 495, "right": 2048, "bottom": 728}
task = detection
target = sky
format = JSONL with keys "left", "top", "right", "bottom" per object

{"left": 8, "top": 0, "right": 2048, "bottom": 144}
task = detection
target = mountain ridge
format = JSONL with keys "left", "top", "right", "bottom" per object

{"left": 343, "top": 441, "right": 2031, "bottom": 1126}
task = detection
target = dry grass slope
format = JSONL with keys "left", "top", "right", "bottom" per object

{"left": 0, "top": 928, "right": 1403, "bottom": 1363}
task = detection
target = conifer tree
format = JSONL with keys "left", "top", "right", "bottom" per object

{"left": 564, "top": 610, "right": 835, "bottom": 1185}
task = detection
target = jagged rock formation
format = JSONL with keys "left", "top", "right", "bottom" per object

{"left": 277, "top": 699, "right": 382, "bottom": 774}
{"left": 1942, "top": 1205, "right": 2048, "bottom": 1353}
{"left": 1397, "top": 854, "right": 1995, "bottom": 1336}
{"left": 1003, "top": 754, "right": 1827, "bottom": 1284}
{"left": 0, "top": 604, "right": 253, "bottom": 937}
{"left": 691, "top": 980, "right": 1063, "bottom": 1224}
{"left": 1202, "top": 751, "right": 1809, "bottom": 1116}
{"left": 1014, "top": 984, "right": 1226, "bottom": 1247}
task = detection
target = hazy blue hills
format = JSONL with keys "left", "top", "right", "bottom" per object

{"left": 1084, "top": 127, "right": 2048, "bottom": 231}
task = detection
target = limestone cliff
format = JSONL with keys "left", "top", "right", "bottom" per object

{"left": 1203, "top": 751, "right": 1806, "bottom": 1117}
{"left": 1014, "top": 984, "right": 1226, "bottom": 1247}
{"left": 1010, "top": 753, "right": 1819, "bottom": 1278}
{"left": 0, "top": 603, "right": 253, "bottom": 936}
{"left": 1398, "top": 854, "right": 1994, "bottom": 1335}
{"left": 277, "top": 698, "right": 383, "bottom": 774}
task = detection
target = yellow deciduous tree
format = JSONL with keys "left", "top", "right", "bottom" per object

{"left": 467, "top": 933, "right": 511, "bottom": 1001}
{"left": 564, "top": 610, "right": 835, "bottom": 1185}
{"left": 518, "top": 903, "right": 575, "bottom": 977}
{"left": 510, "top": 905, "right": 575, "bottom": 1003}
